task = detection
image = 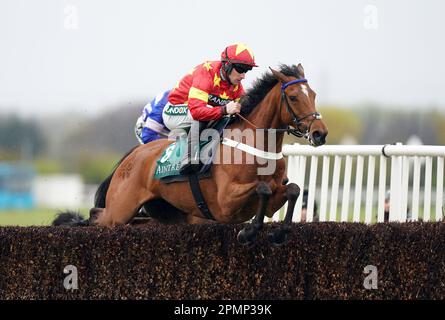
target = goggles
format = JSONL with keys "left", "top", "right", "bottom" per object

{"left": 232, "top": 63, "right": 253, "bottom": 74}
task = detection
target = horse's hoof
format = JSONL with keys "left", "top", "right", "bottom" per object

{"left": 268, "top": 228, "right": 290, "bottom": 246}
{"left": 237, "top": 227, "right": 258, "bottom": 246}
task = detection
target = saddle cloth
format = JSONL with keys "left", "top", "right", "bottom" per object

{"left": 154, "top": 116, "right": 232, "bottom": 183}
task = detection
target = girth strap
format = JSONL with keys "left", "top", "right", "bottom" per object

{"left": 188, "top": 174, "right": 215, "bottom": 220}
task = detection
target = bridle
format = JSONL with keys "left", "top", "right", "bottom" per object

{"left": 237, "top": 78, "right": 322, "bottom": 139}
{"left": 280, "top": 78, "right": 322, "bottom": 138}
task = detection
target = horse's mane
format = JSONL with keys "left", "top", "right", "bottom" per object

{"left": 240, "top": 64, "right": 303, "bottom": 116}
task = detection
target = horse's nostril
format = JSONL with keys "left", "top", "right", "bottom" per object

{"left": 313, "top": 131, "right": 321, "bottom": 142}
{"left": 312, "top": 131, "right": 326, "bottom": 145}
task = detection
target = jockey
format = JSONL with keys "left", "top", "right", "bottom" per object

{"left": 135, "top": 90, "right": 171, "bottom": 144}
{"left": 162, "top": 43, "right": 258, "bottom": 175}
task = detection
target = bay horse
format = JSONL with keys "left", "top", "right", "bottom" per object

{"left": 56, "top": 64, "right": 328, "bottom": 245}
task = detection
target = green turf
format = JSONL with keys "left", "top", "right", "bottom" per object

{"left": 0, "top": 206, "right": 439, "bottom": 226}
{"left": 0, "top": 208, "right": 88, "bottom": 226}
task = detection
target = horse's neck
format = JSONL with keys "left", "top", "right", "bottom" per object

{"left": 240, "top": 86, "right": 285, "bottom": 153}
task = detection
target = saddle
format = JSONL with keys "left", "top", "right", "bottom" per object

{"left": 154, "top": 116, "right": 233, "bottom": 184}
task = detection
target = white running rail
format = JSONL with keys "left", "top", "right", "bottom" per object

{"left": 271, "top": 143, "right": 445, "bottom": 223}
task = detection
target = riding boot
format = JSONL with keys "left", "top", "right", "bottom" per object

{"left": 179, "top": 120, "right": 206, "bottom": 175}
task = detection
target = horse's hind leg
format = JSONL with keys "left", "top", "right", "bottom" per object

{"left": 93, "top": 186, "right": 152, "bottom": 227}
{"left": 268, "top": 183, "right": 300, "bottom": 246}
{"left": 94, "top": 202, "right": 143, "bottom": 227}
{"left": 237, "top": 182, "right": 272, "bottom": 245}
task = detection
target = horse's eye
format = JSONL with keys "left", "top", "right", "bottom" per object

{"left": 289, "top": 96, "right": 298, "bottom": 102}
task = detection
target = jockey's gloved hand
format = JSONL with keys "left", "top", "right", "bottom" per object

{"left": 226, "top": 101, "right": 241, "bottom": 115}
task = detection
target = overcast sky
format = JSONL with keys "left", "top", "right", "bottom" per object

{"left": 1, "top": 0, "right": 444, "bottom": 117}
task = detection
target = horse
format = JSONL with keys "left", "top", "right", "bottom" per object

{"left": 55, "top": 64, "right": 328, "bottom": 246}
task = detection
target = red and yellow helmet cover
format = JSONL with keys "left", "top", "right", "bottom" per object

{"left": 221, "top": 43, "right": 258, "bottom": 67}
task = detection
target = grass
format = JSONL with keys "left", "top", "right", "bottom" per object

{"left": 0, "top": 208, "right": 88, "bottom": 226}
{"left": 1, "top": 206, "right": 441, "bottom": 226}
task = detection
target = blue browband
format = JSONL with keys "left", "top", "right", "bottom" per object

{"left": 281, "top": 78, "right": 308, "bottom": 91}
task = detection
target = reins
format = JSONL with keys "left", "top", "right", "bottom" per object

{"left": 236, "top": 113, "right": 259, "bottom": 129}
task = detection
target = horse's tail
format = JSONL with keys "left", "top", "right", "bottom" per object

{"left": 52, "top": 211, "right": 89, "bottom": 226}
{"left": 94, "top": 146, "right": 139, "bottom": 208}
{"left": 94, "top": 173, "right": 114, "bottom": 208}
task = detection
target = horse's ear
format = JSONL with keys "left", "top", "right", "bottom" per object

{"left": 269, "top": 67, "right": 288, "bottom": 83}
{"left": 297, "top": 63, "right": 305, "bottom": 78}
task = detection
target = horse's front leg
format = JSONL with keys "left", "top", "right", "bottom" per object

{"left": 237, "top": 181, "right": 272, "bottom": 245}
{"left": 268, "top": 182, "right": 300, "bottom": 246}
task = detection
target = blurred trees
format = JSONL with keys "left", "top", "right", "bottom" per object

{"left": 433, "top": 111, "right": 445, "bottom": 145}
{"left": 283, "top": 105, "right": 364, "bottom": 145}
{"left": 77, "top": 153, "right": 120, "bottom": 184}
{"left": 53, "top": 103, "right": 142, "bottom": 183}
{"left": 318, "top": 106, "right": 364, "bottom": 144}
{"left": 0, "top": 101, "right": 143, "bottom": 184}
{"left": 358, "top": 105, "right": 439, "bottom": 145}
{"left": 64, "top": 103, "right": 141, "bottom": 155}
{"left": 0, "top": 115, "right": 46, "bottom": 160}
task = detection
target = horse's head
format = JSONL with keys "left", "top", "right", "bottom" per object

{"left": 270, "top": 64, "right": 328, "bottom": 146}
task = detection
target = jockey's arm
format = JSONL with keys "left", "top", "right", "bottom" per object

{"left": 186, "top": 69, "right": 226, "bottom": 121}
{"left": 188, "top": 89, "right": 242, "bottom": 120}
{"left": 188, "top": 96, "right": 223, "bottom": 122}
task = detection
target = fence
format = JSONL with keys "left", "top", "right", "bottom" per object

{"left": 3, "top": 223, "right": 445, "bottom": 299}
{"left": 271, "top": 144, "right": 445, "bottom": 223}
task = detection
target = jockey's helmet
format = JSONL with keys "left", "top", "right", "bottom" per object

{"left": 221, "top": 43, "right": 258, "bottom": 74}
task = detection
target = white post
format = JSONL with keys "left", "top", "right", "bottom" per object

{"left": 412, "top": 156, "right": 421, "bottom": 221}
{"left": 424, "top": 156, "right": 433, "bottom": 221}
{"left": 377, "top": 155, "right": 387, "bottom": 222}
{"left": 319, "top": 156, "right": 330, "bottom": 222}
{"left": 389, "top": 143, "right": 403, "bottom": 221}
{"left": 341, "top": 155, "right": 353, "bottom": 222}
{"left": 330, "top": 155, "right": 342, "bottom": 222}
{"left": 401, "top": 156, "right": 410, "bottom": 222}
{"left": 365, "top": 156, "right": 375, "bottom": 224}
{"left": 353, "top": 155, "right": 364, "bottom": 222}
{"left": 436, "top": 157, "right": 444, "bottom": 221}
{"left": 307, "top": 156, "right": 318, "bottom": 222}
